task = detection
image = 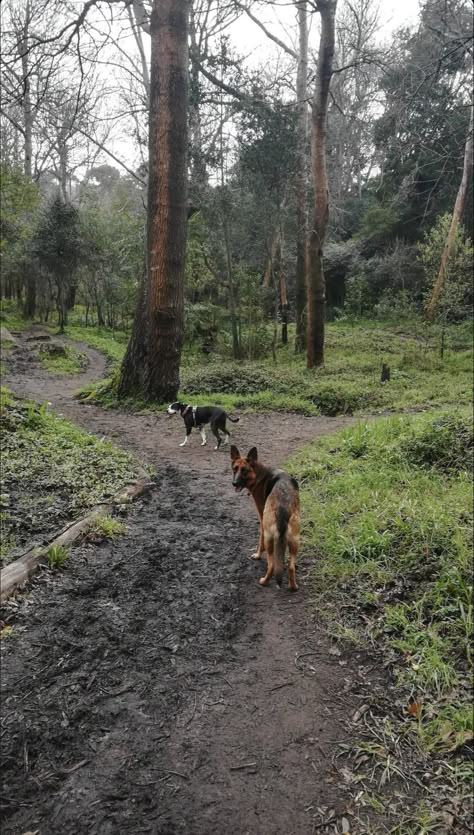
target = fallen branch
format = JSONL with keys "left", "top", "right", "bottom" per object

{"left": 0, "top": 467, "right": 152, "bottom": 603}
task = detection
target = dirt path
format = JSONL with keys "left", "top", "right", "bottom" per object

{"left": 2, "top": 335, "right": 383, "bottom": 834}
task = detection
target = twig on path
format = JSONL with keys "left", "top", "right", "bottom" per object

{"left": 164, "top": 770, "right": 189, "bottom": 780}
{"left": 268, "top": 680, "right": 294, "bottom": 692}
{"left": 229, "top": 762, "right": 257, "bottom": 771}
{"left": 186, "top": 691, "right": 197, "bottom": 725}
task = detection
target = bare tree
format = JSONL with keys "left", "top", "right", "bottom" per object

{"left": 294, "top": 0, "right": 309, "bottom": 352}
{"left": 306, "top": 0, "right": 338, "bottom": 369}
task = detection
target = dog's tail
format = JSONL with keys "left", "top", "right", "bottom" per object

{"left": 226, "top": 414, "right": 240, "bottom": 423}
{"left": 274, "top": 506, "right": 289, "bottom": 588}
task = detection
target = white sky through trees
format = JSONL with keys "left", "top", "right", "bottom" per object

{"left": 107, "top": 0, "right": 421, "bottom": 171}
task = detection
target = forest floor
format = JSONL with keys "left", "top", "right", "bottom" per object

{"left": 0, "top": 329, "right": 403, "bottom": 835}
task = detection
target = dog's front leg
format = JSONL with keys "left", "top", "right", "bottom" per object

{"left": 180, "top": 427, "right": 192, "bottom": 447}
{"left": 250, "top": 523, "right": 265, "bottom": 560}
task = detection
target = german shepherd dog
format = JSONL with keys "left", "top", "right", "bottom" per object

{"left": 167, "top": 402, "right": 239, "bottom": 449}
{"left": 231, "top": 446, "right": 300, "bottom": 591}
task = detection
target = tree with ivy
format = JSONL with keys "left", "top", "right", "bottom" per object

{"left": 419, "top": 213, "right": 473, "bottom": 324}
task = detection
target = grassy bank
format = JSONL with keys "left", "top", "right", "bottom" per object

{"left": 289, "top": 411, "right": 473, "bottom": 829}
{"left": 0, "top": 386, "right": 140, "bottom": 566}
{"left": 73, "top": 318, "right": 472, "bottom": 417}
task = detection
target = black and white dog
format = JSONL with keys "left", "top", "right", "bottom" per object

{"left": 167, "top": 402, "right": 240, "bottom": 449}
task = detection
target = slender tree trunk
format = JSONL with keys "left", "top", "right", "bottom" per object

{"left": 426, "top": 103, "right": 473, "bottom": 321}
{"left": 223, "top": 216, "right": 240, "bottom": 360}
{"left": 119, "top": 0, "right": 189, "bottom": 401}
{"left": 189, "top": 4, "right": 207, "bottom": 200}
{"left": 23, "top": 271, "right": 36, "bottom": 319}
{"left": 20, "top": 1, "right": 33, "bottom": 180}
{"left": 306, "top": 0, "right": 337, "bottom": 369}
{"left": 277, "top": 236, "right": 288, "bottom": 345}
{"left": 295, "top": 0, "right": 308, "bottom": 353}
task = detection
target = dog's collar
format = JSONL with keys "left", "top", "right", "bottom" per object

{"left": 183, "top": 405, "right": 197, "bottom": 426}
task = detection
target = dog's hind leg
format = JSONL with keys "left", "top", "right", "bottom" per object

{"left": 288, "top": 539, "right": 299, "bottom": 592}
{"left": 199, "top": 425, "right": 207, "bottom": 446}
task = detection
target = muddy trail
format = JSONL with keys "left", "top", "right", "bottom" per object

{"left": 2, "top": 332, "right": 383, "bottom": 834}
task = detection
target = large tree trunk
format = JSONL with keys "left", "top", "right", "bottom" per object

{"left": 426, "top": 103, "right": 473, "bottom": 321}
{"left": 306, "top": 0, "right": 337, "bottom": 369}
{"left": 119, "top": 0, "right": 189, "bottom": 402}
{"left": 294, "top": 0, "right": 308, "bottom": 353}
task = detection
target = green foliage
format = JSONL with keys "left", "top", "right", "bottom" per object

{"left": 46, "top": 544, "right": 69, "bottom": 569}
{"left": 419, "top": 213, "right": 473, "bottom": 322}
{"left": 289, "top": 411, "right": 473, "bottom": 750}
{"left": 0, "top": 390, "right": 139, "bottom": 565}
{"left": 34, "top": 196, "right": 82, "bottom": 279}
{"left": 65, "top": 324, "right": 128, "bottom": 365}
{"left": 0, "top": 165, "right": 39, "bottom": 252}
{"left": 39, "top": 344, "right": 88, "bottom": 374}
{"left": 400, "top": 413, "right": 473, "bottom": 472}
{"left": 182, "top": 365, "right": 272, "bottom": 395}
{"left": 343, "top": 274, "right": 373, "bottom": 318}
{"left": 88, "top": 514, "right": 126, "bottom": 542}
{"left": 74, "top": 318, "right": 473, "bottom": 419}
{"left": 356, "top": 205, "right": 399, "bottom": 251}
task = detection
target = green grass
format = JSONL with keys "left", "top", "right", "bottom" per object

{"left": 75, "top": 318, "right": 473, "bottom": 416}
{"left": 3, "top": 307, "right": 472, "bottom": 417}
{"left": 0, "top": 388, "right": 141, "bottom": 566}
{"left": 88, "top": 514, "right": 127, "bottom": 542}
{"left": 39, "top": 344, "right": 88, "bottom": 374}
{"left": 288, "top": 411, "right": 473, "bottom": 827}
{"left": 65, "top": 324, "right": 128, "bottom": 365}
{"left": 46, "top": 544, "right": 69, "bottom": 569}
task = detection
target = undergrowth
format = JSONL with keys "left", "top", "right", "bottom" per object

{"left": 71, "top": 318, "right": 472, "bottom": 417}
{"left": 289, "top": 411, "right": 473, "bottom": 828}
{"left": 0, "top": 387, "right": 140, "bottom": 565}
{"left": 39, "top": 344, "right": 88, "bottom": 374}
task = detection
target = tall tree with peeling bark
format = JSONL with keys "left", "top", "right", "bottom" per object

{"left": 425, "top": 102, "right": 473, "bottom": 321}
{"left": 294, "top": 0, "right": 309, "bottom": 354}
{"left": 306, "top": 0, "right": 337, "bottom": 369}
{"left": 119, "top": 0, "right": 189, "bottom": 402}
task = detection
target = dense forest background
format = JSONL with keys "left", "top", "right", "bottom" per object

{"left": 1, "top": 0, "right": 472, "bottom": 362}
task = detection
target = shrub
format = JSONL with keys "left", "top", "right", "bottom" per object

{"left": 311, "top": 385, "right": 381, "bottom": 416}
{"left": 182, "top": 365, "right": 272, "bottom": 395}
{"left": 400, "top": 413, "right": 473, "bottom": 472}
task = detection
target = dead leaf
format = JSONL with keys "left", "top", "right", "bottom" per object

{"left": 0, "top": 625, "right": 13, "bottom": 640}
{"left": 328, "top": 646, "right": 342, "bottom": 657}
{"left": 351, "top": 703, "right": 369, "bottom": 723}
{"left": 341, "top": 817, "right": 351, "bottom": 833}
{"left": 407, "top": 701, "right": 422, "bottom": 719}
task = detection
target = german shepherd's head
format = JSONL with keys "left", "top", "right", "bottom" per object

{"left": 230, "top": 446, "right": 258, "bottom": 493}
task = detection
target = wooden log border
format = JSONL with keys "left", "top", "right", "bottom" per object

{"left": 0, "top": 467, "right": 152, "bottom": 604}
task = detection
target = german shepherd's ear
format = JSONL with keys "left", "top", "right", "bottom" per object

{"left": 247, "top": 447, "right": 258, "bottom": 465}
{"left": 230, "top": 445, "right": 240, "bottom": 462}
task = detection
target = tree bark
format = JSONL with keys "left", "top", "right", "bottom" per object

{"left": 425, "top": 103, "right": 473, "bottom": 321}
{"left": 306, "top": 0, "right": 337, "bottom": 369}
{"left": 23, "top": 271, "right": 36, "bottom": 319}
{"left": 119, "top": 0, "right": 189, "bottom": 402}
{"left": 294, "top": 0, "right": 308, "bottom": 353}
{"left": 20, "top": 1, "right": 33, "bottom": 180}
